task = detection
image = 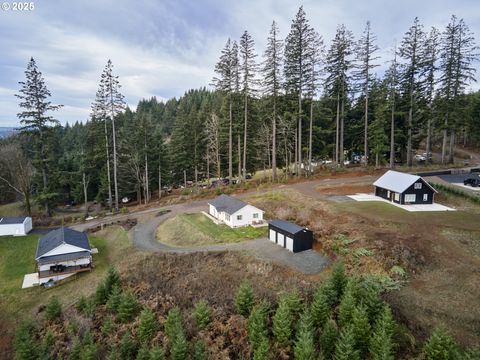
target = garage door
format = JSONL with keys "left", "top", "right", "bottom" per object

{"left": 286, "top": 236, "right": 293, "bottom": 252}
{"left": 277, "top": 233, "right": 285, "bottom": 247}
{"left": 269, "top": 229, "right": 276, "bottom": 242}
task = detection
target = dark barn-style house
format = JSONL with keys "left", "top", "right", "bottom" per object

{"left": 373, "top": 170, "right": 438, "bottom": 205}
{"left": 268, "top": 220, "right": 313, "bottom": 253}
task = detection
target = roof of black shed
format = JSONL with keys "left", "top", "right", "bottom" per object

{"left": 269, "top": 220, "right": 307, "bottom": 235}
{"left": 0, "top": 217, "right": 28, "bottom": 225}
{"left": 208, "top": 194, "right": 249, "bottom": 215}
{"left": 36, "top": 228, "right": 90, "bottom": 259}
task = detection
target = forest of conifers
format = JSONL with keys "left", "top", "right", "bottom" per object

{"left": 0, "top": 7, "right": 479, "bottom": 214}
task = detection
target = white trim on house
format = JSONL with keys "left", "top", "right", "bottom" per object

{"left": 38, "top": 243, "right": 90, "bottom": 259}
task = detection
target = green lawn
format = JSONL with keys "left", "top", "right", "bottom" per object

{"left": 0, "top": 226, "right": 133, "bottom": 325}
{"left": 157, "top": 213, "right": 267, "bottom": 247}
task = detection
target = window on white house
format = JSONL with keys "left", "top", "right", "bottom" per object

{"left": 225, "top": 214, "right": 230, "bottom": 221}
{"left": 414, "top": 182, "right": 422, "bottom": 189}
{"left": 423, "top": 194, "right": 428, "bottom": 201}
{"left": 237, "top": 215, "right": 242, "bottom": 220}
{"left": 405, "top": 194, "right": 416, "bottom": 203}
{"left": 253, "top": 213, "right": 259, "bottom": 219}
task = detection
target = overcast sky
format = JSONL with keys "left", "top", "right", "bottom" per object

{"left": 1, "top": 0, "right": 479, "bottom": 126}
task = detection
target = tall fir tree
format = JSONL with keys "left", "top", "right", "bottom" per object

{"left": 16, "top": 57, "right": 63, "bottom": 216}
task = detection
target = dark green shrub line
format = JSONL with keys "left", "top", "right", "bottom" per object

{"left": 429, "top": 181, "right": 480, "bottom": 204}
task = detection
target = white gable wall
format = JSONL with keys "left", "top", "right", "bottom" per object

{"left": 229, "top": 205, "right": 264, "bottom": 228}
{"left": 0, "top": 221, "right": 31, "bottom": 236}
{"left": 39, "top": 243, "right": 90, "bottom": 259}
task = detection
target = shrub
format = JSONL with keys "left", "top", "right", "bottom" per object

{"left": 192, "top": 301, "right": 211, "bottom": 330}
{"left": 45, "top": 297, "right": 62, "bottom": 321}
{"left": 117, "top": 290, "right": 139, "bottom": 323}
{"left": 422, "top": 326, "right": 458, "bottom": 360}
{"left": 137, "top": 307, "right": 159, "bottom": 345}
{"left": 294, "top": 309, "right": 316, "bottom": 360}
{"left": 15, "top": 320, "right": 38, "bottom": 360}
{"left": 235, "top": 282, "right": 255, "bottom": 317}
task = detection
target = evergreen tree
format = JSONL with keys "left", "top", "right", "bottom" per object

{"left": 150, "top": 346, "right": 165, "bottom": 360}
{"left": 438, "top": 16, "right": 478, "bottom": 164}
{"left": 284, "top": 6, "right": 317, "bottom": 176}
{"left": 136, "top": 344, "right": 151, "bottom": 360}
{"left": 212, "top": 39, "right": 236, "bottom": 180}
{"left": 333, "top": 327, "right": 360, "bottom": 360}
{"left": 351, "top": 304, "right": 371, "bottom": 356}
{"left": 311, "top": 285, "right": 331, "bottom": 329}
{"left": 330, "top": 262, "right": 347, "bottom": 300}
{"left": 117, "top": 289, "right": 139, "bottom": 323}
{"left": 14, "top": 320, "right": 38, "bottom": 360}
{"left": 45, "top": 297, "right": 62, "bottom": 322}
{"left": 272, "top": 293, "right": 294, "bottom": 347}
{"left": 101, "top": 316, "right": 115, "bottom": 336}
{"left": 422, "top": 326, "right": 458, "bottom": 360}
{"left": 69, "top": 337, "right": 82, "bottom": 360}
{"left": 79, "top": 332, "right": 98, "bottom": 360}
{"left": 192, "top": 300, "right": 211, "bottom": 330}
{"left": 138, "top": 307, "right": 159, "bottom": 345}
{"left": 16, "top": 57, "right": 63, "bottom": 216}
{"left": 319, "top": 318, "right": 338, "bottom": 358}
{"left": 106, "top": 284, "right": 122, "bottom": 312}
{"left": 193, "top": 339, "right": 207, "bottom": 360}
{"left": 119, "top": 332, "right": 137, "bottom": 360}
{"left": 104, "top": 266, "right": 121, "bottom": 295}
{"left": 170, "top": 330, "right": 188, "bottom": 360}
{"left": 99, "top": 60, "right": 125, "bottom": 211}
{"left": 235, "top": 282, "right": 255, "bottom": 316}
{"left": 95, "top": 281, "right": 109, "bottom": 305}
{"left": 39, "top": 331, "right": 55, "bottom": 360}
{"left": 325, "top": 25, "right": 355, "bottom": 166}
{"left": 399, "top": 17, "right": 426, "bottom": 167}
{"left": 355, "top": 21, "right": 380, "bottom": 166}
{"left": 165, "top": 307, "right": 183, "bottom": 341}
{"left": 294, "top": 309, "right": 316, "bottom": 360}
{"left": 338, "top": 285, "right": 356, "bottom": 327}
{"left": 239, "top": 30, "right": 258, "bottom": 181}
{"left": 253, "top": 336, "right": 270, "bottom": 360}
{"left": 262, "top": 20, "right": 283, "bottom": 181}
{"left": 248, "top": 303, "right": 269, "bottom": 351}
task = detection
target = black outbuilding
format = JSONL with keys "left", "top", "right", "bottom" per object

{"left": 373, "top": 170, "right": 438, "bottom": 205}
{"left": 268, "top": 220, "right": 313, "bottom": 253}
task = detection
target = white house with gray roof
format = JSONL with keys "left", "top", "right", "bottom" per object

{"left": 35, "top": 228, "right": 92, "bottom": 284}
{"left": 0, "top": 216, "right": 32, "bottom": 236}
{"left": 208, "top": 194, "right": 264, "bottom": 228}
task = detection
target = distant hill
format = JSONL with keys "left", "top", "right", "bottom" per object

{"left": 0, "top": 127, "right": 16, "bottom": 138}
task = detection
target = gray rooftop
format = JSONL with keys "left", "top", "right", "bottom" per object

{"left": 373, "top": 170, "right": 437, "bottom": 193}
{"left": 269, "top": 219, "right": 306, "bottom": 235}
{"left": 208, "top": 194, "right": 250, "bottom": 215}
{"left": 36, "top": 228, "right": 91, "bottom": 259}
{"left": 0, "top": 217, "right": 28, "bottom": 225}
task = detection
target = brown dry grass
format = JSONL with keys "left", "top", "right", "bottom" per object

{"left": 315, "top": 184, "right": 373, "bottom": 195}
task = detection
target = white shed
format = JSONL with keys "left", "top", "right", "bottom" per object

{"left": 208, "top": 194, "right": 264, "bottom": 228}
{"left": 0, "top": 217, "right": 33, "bottom": 236}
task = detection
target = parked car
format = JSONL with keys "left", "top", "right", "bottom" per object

{"left": 414, "top": 154, "right": 426, "bottom": 162}
{"left": 464, "top": 176, "right": 480, "bottom": 187}
{"left": 122, "top": 196, "right": 131, "bottom": 204}
{"left": 43, "top": 279, "right": 57, "bottom": 289}
{"left": 422, "top": 152, "right": 432, "bottom": 161}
